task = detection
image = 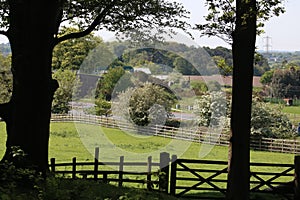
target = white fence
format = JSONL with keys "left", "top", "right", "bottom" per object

{"left": 51, "top": 114, "right": 300, "bottom": 154}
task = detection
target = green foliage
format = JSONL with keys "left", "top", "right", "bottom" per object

{"left": 0, "top": 0, "right": 191, "bottom": 43}
{"left": 52, "top": 27, "right": 102, "bottom": 71}
{"left": 52, "top": 69, "right": 81, "bottom": 114}
{"left": 204, "top": 46, "right": 233, "bottom": 66}
{"left": 271, "top": 68, "right": 300, "bottom": 98}
{"left": 0, "top": 53, "right": 12, "bottom": 104}
{"left": 165, "top": 119, "right": 181, "bottom": 128}
{"left": 173, "top": 56, "right": 195, "bottom": 75}
{"left": 197, "top": 0, "right": 285, "bottom": 43}
{"left": 254, "top": 52, "right": 270, "bottom": 76}
{"left": 194, "top": 92, "right": 228, "bottom": 127}
{"left": 260, "top": 70, "right": 274, "bottom": 85}
{"left": 115, "top": 82, "right": 177, "bottom": 127}
{"left": 0, "top": 147, "right": 43, "bottom": 200}
{"left": 194, "top": 93, "right": 295, "bottom": 139}
{"left": 212, "top": 56, "right": 233, "bottom": 76}
{"left": 128, "top": 83, "right": 176, "bottom": 126}
{"left": 205, "top": 46, "right": 269, "bottom": 76}
{"left": 190, "top": 81, "right": 208, "bottom": 96}
{"left": 95, "top": 67, "right": 132, "bottom": 101}
{"left": 94, "top": 98, "right": 111, "bottom": 116}
{"left": 60, "top": 0, "right": 190, "bottom": 44}
{"left": 251, "top": 102, "right": 295, "bottom": 139}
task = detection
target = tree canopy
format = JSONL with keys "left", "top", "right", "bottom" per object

{"left": 0, "top": 0, "right": 193, "bottom": 173}
{"left": 197, "top": 0, "right": 285, "bottom": 43}
{"left": 271, "top": 68, "right": 300, "bottom": 98}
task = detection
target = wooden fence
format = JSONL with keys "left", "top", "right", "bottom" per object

{"left": 49, "top": 149, "right": 170, "bottom": 192}
{"left": 51, "top": 114, "right": 300, "bottom": 154}
{"left": 49, "top": 150, "right": 300, "bottom": 200}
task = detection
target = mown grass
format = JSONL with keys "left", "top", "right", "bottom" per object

{"left": 283, "top": 105, "right": 300, "bottom": 115}
{"left": 0, "top": 121, "right": 295, "bottom": 166}
{"left": 0, "top": 122, "right": 296, "bottom": 199}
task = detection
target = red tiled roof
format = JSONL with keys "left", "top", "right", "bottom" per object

{"left": 184, "top": 75, "right": 262, "bottom": 87}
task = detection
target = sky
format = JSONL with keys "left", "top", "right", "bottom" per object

{"left": 175, "top": 0, "right": 300, "bottom": 52}
{"left": 0, "top": 0, "right": 299, "bottom": 51}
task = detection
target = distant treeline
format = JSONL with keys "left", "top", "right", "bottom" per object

{"left": 0, "top": 40, "right": 269, "bottom": 76}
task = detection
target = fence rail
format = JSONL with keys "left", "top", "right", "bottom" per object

{"left": 49, "top": 149, "right": 169, "bottom": 192}
{"left": 49, "top": 150, "right": 300, "bottom": 200}
{"left": 51, "top": 114, "right": 300, "bottom": 154}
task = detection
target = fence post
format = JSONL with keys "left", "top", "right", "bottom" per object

{"left": 294, "top": 155, "right": 300, "bottom": 200}
{"left": 259, "top": 137, "right": 262, "bottom": 151}
{"left": 72, "top": 157, "right": 76, "bottom": 179}
{"left": 119, "top": 156, "right": 124, "bottom": 187}
{"left": 170, "top": 155, "right": 177, "bottom": 196}
{"left": 159, "top": 152, "right": 170, "bottom": 193}
{"left": 147, "top": 156, "right": 152, "bottom": 190}
{"left": 50, "top": 158, "right": 56, "bottom": 172}
{"left": 94, "top": 147, "right": 99, "bottom": 181}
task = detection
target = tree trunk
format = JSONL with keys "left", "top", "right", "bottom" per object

{"left": 226, "top": 0, "right": 257, "bottom": 199}
{"left": 0, "top": 0, "right": 61, "bottom": 173}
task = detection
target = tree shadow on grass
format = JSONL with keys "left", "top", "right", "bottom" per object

{"left": 175, "top": 192, "right": 293, "bottom": 200}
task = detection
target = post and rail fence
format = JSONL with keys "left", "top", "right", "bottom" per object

{"left": 49, "top": 148, "right": 300, "bottom": 199}
{"left": 50, "top": 114, "right": 300, "bottom": 154}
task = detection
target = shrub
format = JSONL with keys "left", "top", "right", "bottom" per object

{"left": 95, "top": 98, "right": 111, "bottom": 116}
{"left": 251, "top": 102, "right": 295, "bottom": 139}
{"left": 194, "top": 93, "right": 296, "bottom": 139}
{"left": 0, "top": 147, "right": 44, "bottom": 200}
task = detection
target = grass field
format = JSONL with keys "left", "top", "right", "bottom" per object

{"left": 0, "top": 122, "right": 296, "bottom": 199}
{"left": 0, "top": 121, "right": 295, "bottom": 164}
{"left": 283, "top": 106, "right": 300, "bottom": 115}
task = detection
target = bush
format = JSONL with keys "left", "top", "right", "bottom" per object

{"left": 194, "top": 93, "right": 296, "bottom": 139}
{"left": 251, "top": 102, "right": 295, "bottom": 139}
{"left": 95, "top": 98, "right": 111, "bottom": 116}
{"left": 0, "top": 147, "right": 44, "bottom": 200}
{"left": 165, "top": 119, "right": 181, "bottom": 128}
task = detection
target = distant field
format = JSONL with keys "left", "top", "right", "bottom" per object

{"left": 0, "top": 122, "right": 295, "bottom": 164}
{"left": 283, "top": 105, "right": 300, "bottom": 115}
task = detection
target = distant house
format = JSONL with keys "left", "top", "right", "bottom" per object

{"left": 184, "top": 75, "right": 262, "bottom": 88}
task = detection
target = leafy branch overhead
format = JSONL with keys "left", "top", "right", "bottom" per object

{"left": 196, "top": 0, "right": 285, "bottom": 43}
{"left": 0, "top": 0, "right": 193, "bottom": 172}
{"left": 0, "top": 0, "right": 191, "bottom": 44}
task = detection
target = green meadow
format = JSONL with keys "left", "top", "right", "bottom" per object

{"left": 0, "top": 122, "right": 296, "bottom": 199}
{"left": 0, "top": 121, "right": 295, "bottom": 164}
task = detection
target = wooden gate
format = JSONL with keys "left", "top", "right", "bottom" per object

{"left": 250, "top": 162, "right": 294, "bottom": 200}
{"left": 169, "top": 155, "right": 295, "bottom": 199}
{"left": 169, "top": 156, "right": 228, "bottom": 199}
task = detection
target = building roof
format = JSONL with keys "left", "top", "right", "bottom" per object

{"left": 184, "top": 75, "right": 262, "bottom": 87}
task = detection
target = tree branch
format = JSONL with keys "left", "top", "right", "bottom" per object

{"left": 55, "top": 0, "right": 119, "bottom": 45}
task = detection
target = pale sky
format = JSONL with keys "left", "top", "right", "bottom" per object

{"left": 0, "top": 0, "right": 299, "bottom": 51}
{"left": 175, "top": 0, "right": 300, "bottom": 52}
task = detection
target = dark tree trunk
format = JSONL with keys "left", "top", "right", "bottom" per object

{"left": 0, "top": 0, "right": 62, "bottom": 173}
{"left": 226, "top": 0, "right": 257, "bottom": 199}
